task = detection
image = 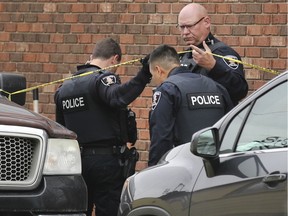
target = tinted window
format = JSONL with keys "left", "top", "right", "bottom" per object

{"left": 220, "top": 81, "right": 288, "bottom": 153}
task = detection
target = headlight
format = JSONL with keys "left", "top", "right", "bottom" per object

{"left": 43, "top": 138, "right": 81, "bottom": 175}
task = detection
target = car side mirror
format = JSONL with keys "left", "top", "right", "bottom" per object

{"left": 190, "top": 127, "right": 219, "bottom": 158}
{"left": 0, "top": 73, "right": 26, "bottom": 105}
{"left": 190, "top": 127, "right": 220, "bottom": 177}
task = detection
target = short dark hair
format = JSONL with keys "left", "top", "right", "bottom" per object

{"left": 149, "top": 44, "right": 180, "bottom": 67}
{"left": 92, "top": 38, "right": 122, "bottom": 61}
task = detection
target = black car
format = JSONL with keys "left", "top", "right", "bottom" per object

{"left": 118, "top": 71, "right": 287, "bottom": 216}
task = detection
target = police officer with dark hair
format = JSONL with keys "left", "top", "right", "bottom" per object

{"left": 148, "top": 44, "right": 233, "bottom": 166}
{"left": 177, "top": 3, "right": 248, "bottom": 106}
{"left": 54, "top": 38, "right": 151, "bottom": 216}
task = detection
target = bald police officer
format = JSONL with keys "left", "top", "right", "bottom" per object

{"left": 177, "top": 3, "right": 248, "bottom": 106}
{"left": 54, "top": 38, "right": 151, "bottom": 216}
{"left": 148, "top": 45, "right": 233, "bottom": 166}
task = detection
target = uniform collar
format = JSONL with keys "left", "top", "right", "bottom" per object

{"left": 168, "top": 66, "right": 191, "bottom": 77}
{"left": 75, "top": 64, "right": 101, "bottom": 75}
{"left": 198, "top": 33, "right": 218, "bottom": 49}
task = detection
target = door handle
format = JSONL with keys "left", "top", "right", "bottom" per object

{"left": 263, "top": 173, "right": 287, "bottom": 183}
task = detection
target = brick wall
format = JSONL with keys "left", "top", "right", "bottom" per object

{"left": 0, "top": 0, "right": 287, "bottom": 170}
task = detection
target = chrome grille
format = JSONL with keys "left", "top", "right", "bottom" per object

{"left": 0, "top": 136, "right": 35, "bottom": 181}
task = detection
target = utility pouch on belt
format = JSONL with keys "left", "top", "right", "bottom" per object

{"left": 120, "top": 146, "right": 139, "bottom": 179}
{"left": 127, "top": 109, "right": 137, "bottom": 145}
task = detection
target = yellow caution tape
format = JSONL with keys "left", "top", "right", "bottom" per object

{"left": 1, "top": 58, "right": 141, "bottom": 98}
{"left": 0, "top": 50, "right": 282, "bottom": 99}
{"left": 178, "top": 50, "right": 281, "bottom": 75}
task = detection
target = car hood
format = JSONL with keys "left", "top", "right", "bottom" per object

{"left": 130, "top": 143, "right": 204, "bottom": 201}
{"left": 0, "top": 97, "right": 76, "bottom": 139}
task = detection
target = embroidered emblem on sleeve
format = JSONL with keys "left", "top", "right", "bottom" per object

{"left": 101, "top": 75, "right": 117, "bottom": 86}
{"left": 152, "top": 91, "right": 161, "bottom": 110}
{"left": 223, "top": 55, "right": 239, "bottom": 70}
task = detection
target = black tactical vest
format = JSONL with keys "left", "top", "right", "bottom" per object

{"left": 165, "top": 73, "right": 226, "bottom": 145}
{"left": 57, "top": 72, "right": 123, "bottom": 145}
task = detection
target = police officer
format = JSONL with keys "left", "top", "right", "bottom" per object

{"left": 177, "top": 3, "right": 248, "bottom": 106}
{"left": 148, "top": 44, "right": 233, "bottom": 166}
{"left": 54, "top": 38, "right": 151, "bottom": 216}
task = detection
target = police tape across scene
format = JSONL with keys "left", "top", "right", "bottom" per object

{"left": 0, "top": 51, "right": 282, "bottom": 99}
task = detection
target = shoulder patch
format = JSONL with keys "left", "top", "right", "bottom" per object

{"left": 101, "top": 75, "right": 117, "bottom": 86}
{"left": 152, "top": 91, "right": 161, "bottom": 110}
{"left": 222, "top": 55, "right": 239, "bottom": 70}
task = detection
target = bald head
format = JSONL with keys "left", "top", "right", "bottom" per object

{"left": 178, "top": 3, "right": 211, "bottom": 46}
{"left": 179, "top": 3, "right": 208, "bottom": 19}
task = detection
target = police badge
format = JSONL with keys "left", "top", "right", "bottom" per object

{"left": 152, "top": 91, "right": 161, "bottom": 110}
{"left": 222, "top": 55, "right": 239, "bottom": 70}
{"left": 101, "top": 75, "right": 117, "bottom": 86}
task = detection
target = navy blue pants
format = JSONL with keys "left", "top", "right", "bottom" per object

{"left": 81, "top": 154, "right": 125, "bottom": 216}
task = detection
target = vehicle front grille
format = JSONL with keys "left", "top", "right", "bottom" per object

{"left": 0, "top": 136, "right": 35, "bottom": 181}
{"left": 0, "top": 125, "right": 46, "bottom": 190}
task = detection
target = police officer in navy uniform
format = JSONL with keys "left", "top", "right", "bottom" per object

{"left": 54, "top": 38, "right": 151, "bottom": 216}
{"left": 177, "top": 3, "right": 248, "bottom": 106}
{"left": 148, "top": 44, "right": 233, "bottom": 166}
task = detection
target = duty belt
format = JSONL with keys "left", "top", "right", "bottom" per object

{"left": 80, "top": 145, "right": 122, "bottom": 155}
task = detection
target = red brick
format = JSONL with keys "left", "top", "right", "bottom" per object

{"left": 216, "top": 4, "right": 231, "bottom": 14}
{"left": 99, "top": 3, "right": 112, "bottom": 13}
{"left": 64, "top": 14, "right": 78, "bottom": 23}
{"left": 270, "top": 37, "right": 286, "bottom": 47}
{"left": 163, "top": 14, "right": 177, "bottom": 24}
{"left": 279, "top": 3, "right": 287, "bottom": 14}
{"left": 210, "top": 15, "right": 225, "bottom": 25}
{"left": 239, "top": 36, "right": 254, "bottom": 46}
{"left": 23, "top": 53, "right": 37, "bottom": 62}
{"left": 272, "top": 14, "right": 287, "bottom": 25}
{"left": 156, "top": 3, "right": 171, "bottom": 13}
{"left": 254, "top": 37, "right": 270, "bottom": 47}
{"left": 135, "top": 14, "right": 149, "bottom": 24}
{"left": 279, "top": 48, "right": 288, "bottom": 58}
{"left": 214, "top": 26, "right": 232, "bottom": 35}
{"left": 0, "top": 53, "right": 9, "bottom": 62}
{"left": 148, "top": 35, "right": 163, "bottom": 45}
{"left": 224, "top": 15, "right": 239, "bottom": 24}
{"left": 163, "top": 35, "right": 178, "bottom": 45}
{"left": 231, "top": 4, "right": 246, "bottom": 13}
{"left": 71, "top": 4, "right": 85, "bottom": 13}
{"left": 0, "top": 32, "right": 9, "bottom": 41}
{"left": 120, "top": 35, "right": 134, "bottom": 44}
{"left": 263, "top": 3, "right": 278, "bottom": 13}
{"left": 150, "top": 14, "right": 163, "bottom": 24}
{"left": 5, "top": 23, "right": 17, "bottom": 32}
{"left": 5, "top": 42, "right": 17, "bottom": 52}
{"left": 245, "top": 47, "right": 261, "bottom": 58}
{"left": 247, "top": 25, "right": 262, "bottom": 36}
{"left": 271, "top": 59, "right": 287, "bottom": 70}
{"left": 255, "top": 15, "right": 271, "bottom": 24}
{"left": 17, "top": 23, "right": 31, "bottom": 32}
{"left": 128, "top": 4, "right": 141, "bottom": 13}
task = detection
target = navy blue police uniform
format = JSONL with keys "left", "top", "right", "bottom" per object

{"left": 179, "top": 33, "right": 248, "bottom": 106}
{"left": 55, "top": 64, "right": 151, "bottom": 216}
{"left": 148, "top": 66, "right": 233, "bottom": 166}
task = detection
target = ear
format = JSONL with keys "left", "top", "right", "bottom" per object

{"left": 203, "top": 16, "right": 211, "bottom": 28}
{"left": 112, "top": 54, "right": 120, "bottom": 65}
{"left": 155, "top": 65, "right": 162, "bottom": 76}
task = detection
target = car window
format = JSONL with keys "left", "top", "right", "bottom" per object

{"left": 220, "top": 81, "right": 287, "bottom": 153}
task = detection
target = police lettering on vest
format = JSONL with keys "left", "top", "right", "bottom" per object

{"left": 61, "top": 95, "right": 88, "bottom": 113}
{"left": 187, "top": 93, "right": 223, "bottom": 109}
